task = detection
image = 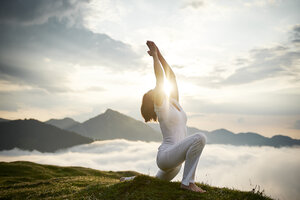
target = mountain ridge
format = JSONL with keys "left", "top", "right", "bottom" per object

{"left": 0, "top": 119, "right": 93, "bottom": 152}
{"left": 45, "top": 117, "right": 80, "bottom": 130}
{"left": 63, "top": 109, "right": 162, "bottom": 141}
{"left": 45, "top": 108, "right": 300, "bottom": 148}
{"left": 0, "top": 109, "right": 299, "bottom": 151}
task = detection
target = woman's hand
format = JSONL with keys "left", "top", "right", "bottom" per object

{"left": 146, "top": 40, "right": 158, "bottom": 56}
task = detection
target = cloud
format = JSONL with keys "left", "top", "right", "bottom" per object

{"left": 221, "top": 24, "right": 300, "bottom": 86}
{"left": 293, "top": 120, "right": 300, "bottom": 130}
{"left": 0, "top": 139, "right": 159, "bottom": 173}
{"left": 0, "top": 91, "right": 19, "bottom": 111}
{"left": 184, "top": 92, "right": 300, "bottom": 115}
{"left": 182, "top": 0, "right": 205, "bottom": 9}
{"left": 181, "top": 24, "right": 300, "bottom": 88}
{"left": 243, "top": 0, "right": 280, "bottom": 7}
{"left": 0, "top": 17, "right": 141, "bottom": 69}
{"left": 0, "top": 17, "right": 142, "bottom": 94}
{"left": 0, "top": 89, "right": 73, "bottom": 111}
{"left": 222, "top": 45, "right": 300, "bottom": 85}
{"left": 184, "top": 43, "right": 299, "bottom": 87}
{"left": 0, "top": 140, "right": 299, "bottom": 200}
{"left": 199, "top": 144, "right": 300, "bottom": 200}
{"left": 0, "top": 59, "right": 69, "bottom": 93}
{"left": 291, "top": 24, "right": 300, "bottom": 44}
{"left": 0, "top": 0, "right": 89, "bottom": 25}
{"left": 237, "top": 117, "right": 245, "bottom": 123}
{"left": 176, "top": 24, "right": 300, "bottom": 117}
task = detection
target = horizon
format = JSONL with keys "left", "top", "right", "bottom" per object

{"left": 1, "top": 107, "right": 299, "bottom": 140}
{"left": 0, "top": 0, "right": 300, "bottom": 139}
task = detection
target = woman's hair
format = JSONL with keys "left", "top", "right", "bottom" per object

{"left": 141, "top": 89, "right": 158, "bottom": 122}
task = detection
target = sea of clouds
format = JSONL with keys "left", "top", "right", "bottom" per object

{"left": 0, "top": 140, "right": 299, "bottom": 200}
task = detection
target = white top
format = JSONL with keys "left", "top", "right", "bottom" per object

{"left": 154, "top": 97, "right": 188, "bottom": 151}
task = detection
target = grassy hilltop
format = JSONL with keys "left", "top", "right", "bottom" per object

{"left": 0, "top": 161, "right": 272, "bottom": 200}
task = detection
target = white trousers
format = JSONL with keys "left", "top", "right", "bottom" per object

{"left": 155, "top": 133, "right": 206, "bottom": 186}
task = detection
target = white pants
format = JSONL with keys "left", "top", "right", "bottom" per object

{"left": 155, "top": 133, "right": 206, "bottom": 186}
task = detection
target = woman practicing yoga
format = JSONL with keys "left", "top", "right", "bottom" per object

{"left": 121, "top": 41, "right": 206, "bottom": 193}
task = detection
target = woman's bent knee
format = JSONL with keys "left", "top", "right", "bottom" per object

{"left": 193, "top": 132, "right": 206, "bottom": 146}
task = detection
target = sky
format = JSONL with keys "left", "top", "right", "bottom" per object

{"left": 0, "top": 0, "right": 300, "bottom": 138}
{"left": 1, "top": 140, "right": 299, "bottom": 200}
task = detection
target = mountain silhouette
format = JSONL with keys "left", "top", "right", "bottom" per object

{"left": 47, "top": 109, "right": 162, "bottom": 141}
{"left": 46, "top": 109, "right": 300, "bottom": 147}
{"left": 0, "top": 119, "right": 93, "bottom": 152}
{"left": 147, "top": 123, "right": 300, "bottom": 147}
{"left": 46, "top": 117, "right": 80, "bottom": 130}
{"left": 0, "top": 118, "right": 10, "bottom": 122}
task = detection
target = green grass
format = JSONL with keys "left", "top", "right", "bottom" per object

{"left": 0, "top": 161, "right": 273, "bottom": 200}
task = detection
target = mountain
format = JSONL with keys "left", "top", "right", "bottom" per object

{"left": 267, "top": 135, "right": 300, "bottom": 147}
{"left": 68, "top": 109, "right": 162, "bottom": 141}
{"left": 0, "top": 119, "right": 93, "bottom": 152}
{"left": 0, "top": 118, "right": 10, "bottom": 122}
{"left": 45, "top": 109, "right": 300, "bottom": 147}
{"left": 45, "top": 117, "right": 80, "bottom": 129}
{"left": 148, "top": 123, "right": 300, "bottom": 147}
{"left": 0, "top": 161, "right": 272, "bottom": 200}
{"left": 207, "top": 129, "right": 267, "bottom": 146}
{"left": 205, "top": 129, "right": 300, "bottom": 147}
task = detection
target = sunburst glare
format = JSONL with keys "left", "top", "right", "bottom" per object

{"left": 164, "top": 80, "right": 172, "bottom": 97}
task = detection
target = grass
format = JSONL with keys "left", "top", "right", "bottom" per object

{"left": 0, "top": 161, "right": 273, "bottom": 200}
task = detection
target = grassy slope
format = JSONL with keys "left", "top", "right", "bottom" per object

{"left": 0, "top": 161, "right": 272, "bottom": 200}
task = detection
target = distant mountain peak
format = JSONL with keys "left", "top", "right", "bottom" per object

{"left": 211, "top": 128, "right": 234, "bottom": 135}
{"left": 47, "top": 117, "right": 76, "bottom": 122}
{"left": 102, "top": 108, "right": 131, "bottom": 120}
{"left": 104, "top": 108, "right": 118, "bottom": 114}
{"left": 271, "top": 135, "right": 292, "bottom": 139}
{"left": 45, "top": 117, "right": 79, "bottom": 130}
{"left": 70, "top": 108, "right": 162, "bottom": 141}
{"left": 62, "top": 117, "right": 74, "bottom": 121}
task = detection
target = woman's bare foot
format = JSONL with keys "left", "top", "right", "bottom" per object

{"left": 181, "top": 183, "right": 206, "bottom": 193}
{"left": 120, "top": 176, "right": 136, "bottom": 182}
{"left": 120, "top": 177, "right": 126, "bottom": 182}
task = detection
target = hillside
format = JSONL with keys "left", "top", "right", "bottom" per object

{"left": 0, "top": 161, "right": 272, "bottom": 200}
{"left": 0, "top": 119, "right": 93, "bottom": 152}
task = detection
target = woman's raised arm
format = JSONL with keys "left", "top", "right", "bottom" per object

{"left": 156, "top": 45, "right": 179, "bottom": 102}
{"left": 146, "top": 41, "right": 165, "bottom": 106}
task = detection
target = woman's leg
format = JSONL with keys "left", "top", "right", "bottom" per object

{"left": 156, "top": 165, "right": 181, "bottom": 181}
{"left": 156, "top": 133, "right": 206, "bottom": 186}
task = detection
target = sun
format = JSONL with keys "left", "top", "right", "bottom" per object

{"left": 163, "top": 80, "right": 172, "bottom": 97}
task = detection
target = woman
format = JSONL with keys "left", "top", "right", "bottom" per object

{"left": 141, "top": 41, "right": 207, "bottom": 193}
{"left": 121, "top": 41, "right": 206, "bottom": 193}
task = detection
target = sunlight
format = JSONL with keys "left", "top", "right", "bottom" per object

{"left": 164, "top": 80, "right": 172, "bottom": 97}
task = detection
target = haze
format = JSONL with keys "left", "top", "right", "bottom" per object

{"left": 0, "top": 0, "right": 300, "bottom": 138}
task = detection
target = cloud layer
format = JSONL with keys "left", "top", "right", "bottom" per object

{"left": 0, "top": 140, "right": 299, "bottom": 200}
{"left": 0, "top": 18, "right": 141, "bottom": 91}
{"left": 0, "top": 0, "right": 88, "bottom": 25}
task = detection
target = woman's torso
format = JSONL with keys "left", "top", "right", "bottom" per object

{"left": 154, "top": 97, "right": 187, "bottom": 151}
